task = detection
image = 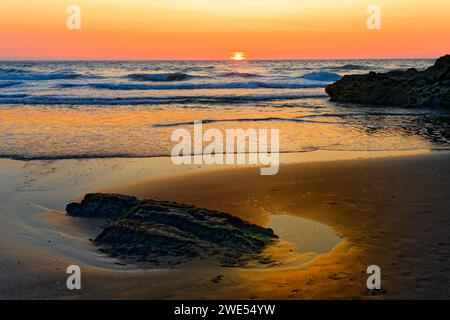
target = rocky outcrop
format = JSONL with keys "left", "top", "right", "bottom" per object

{"left": 66, "top": 193, "right": 140, "bottom": 220}
{"left": 325, "top": 55, "right": 450, "bottom": 107}
{"left": 66, "top": 193, "right": 278, "bottom": 267}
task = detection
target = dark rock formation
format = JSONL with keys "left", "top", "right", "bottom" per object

{"left": 325, "top": 55, "right": 450, "bottom": 107}
{"left": 66, "top": 193, "right": 140, "bottom": 220}
{"left": 66, "top": 193, "right": 278, "bottom": 267}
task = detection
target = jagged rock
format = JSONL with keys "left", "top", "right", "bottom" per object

{"left": 66, "top": 193, "right": 278, "bottom": 267}
{"left": 325, "top": 54, "right": 450, "bottom": 107}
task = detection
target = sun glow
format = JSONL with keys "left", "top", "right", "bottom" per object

{"left": 230, "top": 52, "right": 246, "bottom": 61}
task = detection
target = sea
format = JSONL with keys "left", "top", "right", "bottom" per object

{"left": 0, "top": 59, "right": 449, "bottom": 160}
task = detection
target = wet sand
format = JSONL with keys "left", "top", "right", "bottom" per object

{"left": 1, "top": 150, "right": 449, "bottom": 299}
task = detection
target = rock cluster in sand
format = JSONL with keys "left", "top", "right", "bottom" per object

{"left": 66, "top": 193, "right": 278, "bottom": 267}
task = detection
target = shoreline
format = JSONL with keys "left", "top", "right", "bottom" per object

{"left": 0, "top": 147, "right": 436, "bottom": 162}
{"left": 1, "top": 149, "right": 449, "bottom": 299}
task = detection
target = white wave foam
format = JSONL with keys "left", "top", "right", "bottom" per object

{"left": 301, "top": 71, "right": 342, "bottom": 82}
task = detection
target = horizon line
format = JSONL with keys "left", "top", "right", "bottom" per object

{"left": 0, "top": 56, "right": 441, "bottom": 62}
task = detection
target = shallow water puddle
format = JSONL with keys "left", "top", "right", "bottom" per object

{"left": 268, "top": 215, "right": 342, "bottom": 255}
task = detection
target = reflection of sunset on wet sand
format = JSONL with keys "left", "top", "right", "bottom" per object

{"left": 0, "top": 103, "right": 440, "bottom": 160}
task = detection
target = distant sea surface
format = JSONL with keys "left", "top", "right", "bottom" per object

{"left": 0, "top": 59, "right": 449, "bottom": 160}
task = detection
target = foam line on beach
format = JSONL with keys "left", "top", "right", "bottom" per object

{"left": 0, "top": 93, "right": 327, "bottom": 106}
{"left": 0, "top": 147, "right": 442, "bottom": 162}
{"left": 150, "top": 117, "right": 343, "bottom": 127}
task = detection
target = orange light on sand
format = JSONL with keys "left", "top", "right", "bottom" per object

{"left": 230, "top": 52, "right": 246, "bottom": 61}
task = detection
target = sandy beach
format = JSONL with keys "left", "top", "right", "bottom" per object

{"left": 1, "top": 150, "right": 449, "bottom": 299}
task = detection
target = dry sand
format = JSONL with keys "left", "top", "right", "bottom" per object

{"left": 1, "top": 151, "right": 449, "bottom": 299}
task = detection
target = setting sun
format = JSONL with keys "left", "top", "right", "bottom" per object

{"left": 230, "top": 52, "right": 246, "bottom": 60}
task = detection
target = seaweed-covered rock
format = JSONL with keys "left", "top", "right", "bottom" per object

{"left": 325, "top": 54, "right": 450, "bottom": 108}
{"left": 66, "top": 193, "right": 278, "bottom": 267}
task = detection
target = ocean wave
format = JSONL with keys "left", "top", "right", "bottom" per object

{"left": 0, "top": 67, "right": 29, "bottom": 74}
{"left": 0, "top": 93, "right": 327, "bottom": 106}
{"left": 220, "top": 72, "right": 260, "bottom": 78}
{"left": 0, "top": 81, "right": 22, "bottom": 88}
{"left": 301, "top": 71, "right": 342, "bottom": 82}
{"left": 181, "top": 66, "right": 216, "bottom": 72}
{"left": 56, "top": 83, "right": 85, "bottom": 88}
{"left": 0, "top": 94, "right": 28, "bottom": 98}
{"left": 56, "top": 81, "right": 328, "bottom": 91}
{"left": 126, "top": 72, "right": 195, "bottom": 82}
{"left": 0, "top": 72, "right": 82, "bottom": 81}
{"left": 329, "top": 64, "right": 371, "bottom": 71}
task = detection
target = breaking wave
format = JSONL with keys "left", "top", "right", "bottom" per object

{"left": 301, "top": 71, "right": 342, "bottom": 82}
{"left": 0, "top": 67, "right": 30, "bottom": 74}
{"left": 56, "top": 81, "right": 327, "bottom": 90}
{"left": 0, "top": 72, "right": 82, "bottom": 81}
{"left": 329, "top": 64, "right": 371, "bottom": 71}
{"left": 0, "top": 81, "right": 22, "bottom": 88}
{"left": 126, "top": 72, "right": 195, "bottom": 82}
{"left": 220, "top": 72, "right": 261, "bottom": 78}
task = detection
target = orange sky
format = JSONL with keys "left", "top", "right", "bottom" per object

{"left": 1, "top": 0, "right": 449, "bottom": 60}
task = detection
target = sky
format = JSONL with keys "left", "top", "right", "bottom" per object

{"left": 1, "top": 0, "right": 449, "bottom": 60}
